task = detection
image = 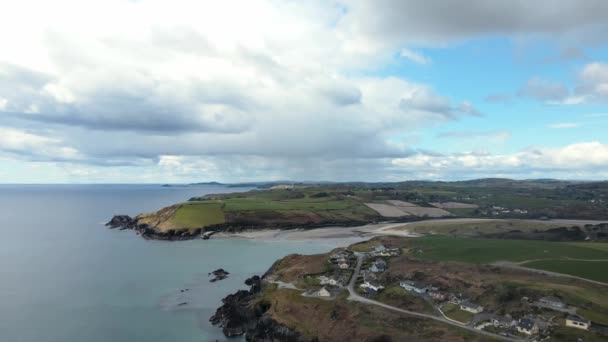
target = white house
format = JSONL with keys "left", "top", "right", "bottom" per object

{"left": 360, "top": 281, "right": 384, "bottom": 292}
{"left": 460, "top": 301, "right": 483, "bottom": 314}
{"left": 566, "top": 316, "right": 590, "bottom": 330}
{"left": 399, "top": 280, "right": 428, "bottom": 294}
{"left": 317, "top": 287, "right": 331, "bottom": 297}
{"left": 338, "top": 262, "right": 349, "bottom": 269}
{"left": 318, "top": 275, "right": 338, "bottom": 286}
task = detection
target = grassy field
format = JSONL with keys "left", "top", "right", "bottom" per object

{"left": 170, "top": 202, "right": 225, "bottom": 228}
{"left": 401, "top": 220, "right": 562, "bottom": 235}
{"left": 441, "top": 303, "right": 473, "bottom": 324}
{"left": 549, "top": 327, "right": 608, "bottom": 342}
{"left": 350, "top": 240, "right": 381, "bottom": 252}
{"left": 223, "top": 196, "right": 356, "bottom": 211}
{"left": 523, "top": 260, "right": 608, "bottom": 283}
{"left": 409, "top": 236, "right": 608, "bottom": 264}
{"left": 578, "top": 308, "right": 608, "bottom": 326}
{"left": 568, "top": 242, "right": 608, "bottom": 251}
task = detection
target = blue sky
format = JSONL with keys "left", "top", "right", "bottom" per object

{"left": 1, "top": 0, "right": 608, "bottom": 183}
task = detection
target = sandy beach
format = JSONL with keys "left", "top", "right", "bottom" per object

{"left": 213, "top": 221, "right": 421, "bottom": 242}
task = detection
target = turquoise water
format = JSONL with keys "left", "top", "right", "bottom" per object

{"left": 0, "top": 185, "right": 340, "bottom": 342}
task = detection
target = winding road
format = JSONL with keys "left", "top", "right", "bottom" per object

{"left": 346, "top": 254, "right": 522, "bottom": 342}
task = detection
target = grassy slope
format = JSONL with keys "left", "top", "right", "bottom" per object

{"left": 260, "top": 287, "right": 496, "bottom": 342}
{"left": 523, "top": 260, "right": 608, "bottom": 283}
{"left": 150, "top": 190, "right": 379, "bottom": 231}
{"left": 170, "top": 202, "right": 225, "bottom": 228}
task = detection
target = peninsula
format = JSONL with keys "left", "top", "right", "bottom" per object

{"left": 106, "top": 179, "right": 608, "bottom": 240}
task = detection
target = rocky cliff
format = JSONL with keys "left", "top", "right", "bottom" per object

{"left": 209, "top": 275, "right": 317, "bottom": 342}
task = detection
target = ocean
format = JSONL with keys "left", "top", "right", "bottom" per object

{"left": 0, "top": 184, "right": 342, "bottom": 342}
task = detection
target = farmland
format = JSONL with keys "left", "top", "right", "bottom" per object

{"left": 408, "top": 236, "right": 608, "bottom": 283}
{"left": 409, "top": 236, "right": 608, "bottom": 264}
{"left": 394, "top": 219, "right": 563, "bottom": 236}
{"left": 522, "top": 260, "right": 608, "bottom": 283}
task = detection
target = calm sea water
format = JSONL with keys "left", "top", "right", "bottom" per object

{"left": 0, "top": 185, "right": 341, "bottom": 342}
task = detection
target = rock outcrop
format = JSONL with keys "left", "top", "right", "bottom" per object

{"left": 105, "top": 215, "right": 202, "bottom": 240}
{"left": 209, "top": 268, "right": 230, "bottom": 282}
{"left": 210, "top": 275, "right": 316, "bottom": 341}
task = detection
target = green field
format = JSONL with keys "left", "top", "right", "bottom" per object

{"left": 403, "top": 220, "right": 561, "bottom": 235}
{"left": 171, "top": 202, "right": 225, "bottom": 228}
{"left": 410, "top": 236, "right": 608, "bottom": 264}
{"left": 568, "top": 242, "right": 608, "bottom": 252}
{"left": 441, "top": 303, "right": 473, "bottom": 324}
{"left": 223, "top": 197, "right": 356, "bottom": 211}
{"left": 523, "top": 260, "right": 608, "bottom": 283}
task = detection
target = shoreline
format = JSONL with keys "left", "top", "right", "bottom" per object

{"left": 212, "top": 221, "right": 422, "bottom": 242}
{"left": 210, "top": 217, "right": 608, "bottom": 242}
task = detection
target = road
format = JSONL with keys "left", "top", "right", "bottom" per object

{"left": 346, "top": 254, "right": 522, "bottom": 342}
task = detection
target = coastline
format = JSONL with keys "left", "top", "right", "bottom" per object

{"left": 210, "top": 217, "right": 608, "bottom": 242}
{"left": 212, "top": 222, "right": 422, "bottom": 241}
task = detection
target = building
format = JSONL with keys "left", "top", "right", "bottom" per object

{"left": 566, "top": 316, "right": 591, "bottom": 330}
{"left": 516, "top": 319, "right": 539, "bottom": 335}
{"left": 318, "top": 275, "right": 339, "bottom": 286}
{"left": 338, "top": 262, "right": 349, "bottom": 269}
{"left": 317, "top": 287, "right": 331, "bottom": 297}
{"left": 399, "top": 280, "right": 428, "bottom": 294}
{"left": 370, "top": 258, "right": 387, "bottom": 273}
{"left": 360, "top": 281, "right": 384, "bottom": 292}
{"left": 491, "top": 315, "right": 515, "bottom": 328}
{"left": 460, "top": 301, "right": 484, "bottom": 314}
{"left": 429, "top": 291, "right": 447, "bottom": 301}
{"left": 539, "top": 296, "right": 566, "bottom": 309}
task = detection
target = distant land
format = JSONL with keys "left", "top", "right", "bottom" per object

{"left": 106, "top": 178, "right": 608, "bottom": 341}
{"left": 109, "top": 178, "right": 608, "bottom": 240}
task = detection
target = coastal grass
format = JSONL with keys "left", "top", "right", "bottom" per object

{"left": 170, "top": 202, "right": 225, "bottom": 228}
{"left": 409, "top": 236, "right": 608, "bottom": 264}
{"left": 522, "top": 260, "right": 608, "bottom": 283}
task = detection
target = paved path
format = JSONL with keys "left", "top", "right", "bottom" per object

{"left": 346, "top": 254, "right": 521, "bottom": 342}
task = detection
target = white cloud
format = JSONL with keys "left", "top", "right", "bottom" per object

{"left": 0, "top": 0, "right": 606, "bottom": 182}
{"left": 0, "top": 128, "right": 80, "bottom": 160}
{"left": 392, "top": 142, "right": 608, "bottom": 176}
{"left": 400, "top": 48, "right": 431, "bottom": 65}
{"left": 547, "top": 122, "right": 582, "bottom": 129}
{"left": 574, "top": 62, "right": 608, "bottom": 102}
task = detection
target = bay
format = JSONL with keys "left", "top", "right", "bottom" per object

{"left": 0, "top": 185, "right": 341, "bottom": 342}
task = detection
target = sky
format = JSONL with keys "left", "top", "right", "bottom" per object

{"left": 1, "top": 0, "right": 608, "bottom": 183}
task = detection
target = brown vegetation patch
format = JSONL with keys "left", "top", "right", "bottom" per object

{"left": 272, "top": 253, "right": 330, "bottom": 283}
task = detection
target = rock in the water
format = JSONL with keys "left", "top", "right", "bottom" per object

{"left": 209, "top": 268, "right": 230, "bottom": 282}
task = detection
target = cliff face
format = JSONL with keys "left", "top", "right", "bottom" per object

{"left": 209, "top": 276, "right": 317, "bottom": 342}
{"left": 105, "top": 215, "right": 202, "bottom": 240}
